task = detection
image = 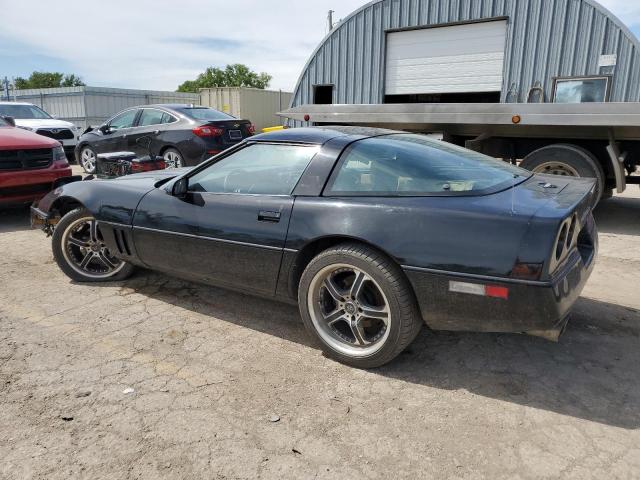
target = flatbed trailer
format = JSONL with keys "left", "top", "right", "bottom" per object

{"left": 281, "top": 103, "right": 640, "bottom": 200}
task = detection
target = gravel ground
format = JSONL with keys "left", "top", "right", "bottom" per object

{"left": 0, "top": 184, "right": 639, "bottom": 480}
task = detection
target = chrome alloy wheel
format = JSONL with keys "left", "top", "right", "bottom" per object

{"left": 80, "top": 148, "right": 96, "bottom": 172}
{"left": 163, "top": 150, "right": 183, "bottom": 169}
{"left": 308, "top": 264, "right": 391, "bottom": 357}
{"left": 532, "top": 161, "right": 580, "bottom": 177}
{"left": 61, "top": 216, "right": 125, "bottom": 279}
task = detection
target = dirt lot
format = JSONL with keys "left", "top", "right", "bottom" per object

{"left": 1, "top": 184, "right": 639, "bottom": 480}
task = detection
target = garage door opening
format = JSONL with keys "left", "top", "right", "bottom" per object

{"left": 384, "top": 19, "right": 507, "bottom": 103}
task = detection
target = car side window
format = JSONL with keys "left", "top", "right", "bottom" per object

{"left": 138, "top": 109, "right": 166, "bottom": 126}
{"left": 160, "top": 112, "right": 176, "bottom": 124}
{"left": 189, "top": 144, "right": 319, "bottom": 195}
{"left": 108, "top": 110, "right": 138, "bottom": 130}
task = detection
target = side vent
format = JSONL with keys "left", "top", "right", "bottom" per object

{"left": 112, "top": 228, "right": 132, "bottom": 256}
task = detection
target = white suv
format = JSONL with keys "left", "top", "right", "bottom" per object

{"left": 0, "top": 102, "right": 82, "bottom": 158}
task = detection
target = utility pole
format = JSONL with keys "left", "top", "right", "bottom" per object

{"left": 327, "top": 10, "right": 335, "bottom": 32}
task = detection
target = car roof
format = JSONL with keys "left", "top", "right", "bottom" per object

{"left": 144, "top": 104, "right": 211, "bottom": 110}
{"left": 250, "top": 126, "right": 400, "bottom": 144}
{"left": 0, "top": 101, "right": 36, "bottom": 106}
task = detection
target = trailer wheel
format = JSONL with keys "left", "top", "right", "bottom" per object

{"left": 521, "top": 144, "right": 605, "bottom": 204}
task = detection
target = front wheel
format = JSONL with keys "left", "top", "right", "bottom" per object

{"left": 298, "top": 243, "right": 422, "bottom": 368}
{"left": 52, "top": 208, "right": 135, "bottom": 282}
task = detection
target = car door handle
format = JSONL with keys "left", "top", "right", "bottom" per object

{"left": 258, "top": 211, "right": 281, "bottom": 223}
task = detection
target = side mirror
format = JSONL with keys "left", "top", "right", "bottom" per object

{"left": 99, "top": 125, "right": 112, "bottom": 134}
{"left": 172, "top": 177, "right": 189, "bottom": 198}
{"left": 2, "top": 116, "right": 16, "bottom": 127}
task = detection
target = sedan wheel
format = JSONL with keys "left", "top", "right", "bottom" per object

{"left": 299, "top": 243, "right": 422, "bottom": 368}
{"left": 52, "top": 208, "right": 135, "bottom": 282}
{"left": 163, "top": 148, "right": 183, "bottom": 169}
{"left": 80, "top": 147, "right": 97, "bottom": 174}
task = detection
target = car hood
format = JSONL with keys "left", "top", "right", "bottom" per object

{"left": 112, "top": 167, "right": 192, "bottom": 183}
{"left": 0, "top": 126, "right": 59, "bottom": 149}
{"left": 15, "top": 118, "right": 78, "bottom": 130}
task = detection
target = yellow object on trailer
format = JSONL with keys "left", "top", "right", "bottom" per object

{"left": 261, "top": 125, "right": 287, "bottom": 133}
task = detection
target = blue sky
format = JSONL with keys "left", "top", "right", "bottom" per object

{"left": 0, "top": 0, "right": 638, "bottom": 92}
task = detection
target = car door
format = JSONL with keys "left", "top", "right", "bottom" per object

{"left": 95, "top": 109, "right": 140, "bottom": 154}
{"left": 132, "top": 142, "right": 320, "bottom": 295}
{"left": 127, "top": 108, "right": 174, "bottom": 157}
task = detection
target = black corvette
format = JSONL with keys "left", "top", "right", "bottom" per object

{"left": 76, "top": 104, "right": 254, "bottom": 174}
{"left": 32, "top": 127, "right": 598, "bottom": 368}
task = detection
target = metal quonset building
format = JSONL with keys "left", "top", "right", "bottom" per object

{"left": 290, "top": 0, "right": 640, "bottom": 107}
{"left": 285, "top": 0, "right": 640, "bottom": 199}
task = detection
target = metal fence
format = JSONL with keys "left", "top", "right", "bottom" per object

{"left": 4, "top": 86, "right": 200, "bottom": 129}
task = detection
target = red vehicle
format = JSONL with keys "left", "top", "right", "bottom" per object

{"left": 0, "top": 116, "right": 73, "bottom": 206}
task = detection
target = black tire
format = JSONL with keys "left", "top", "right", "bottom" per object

{"left": 52, "top": 208, "right": 135, "bottom": 283}
{"left": 298, "top": 243, "right": 423, "bottom": 368}
{"left": 520, "top": 144, "right": 605, "bottom": 205}
{"left": 79, "top": 145, "right": 97, "bottom": 174}
{"left": 162, "top": 148, "right": 184, "bottom": 168}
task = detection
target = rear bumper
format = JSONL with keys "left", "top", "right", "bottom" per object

{"left": 0, "top": 168, "right": 73, "bottom": 206}
{"left": 404, "top": 222, "right": 598, "bottom": 338}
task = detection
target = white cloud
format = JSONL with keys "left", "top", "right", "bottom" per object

{"left": 1, "top": 0, "right": 638, "bottom": 92}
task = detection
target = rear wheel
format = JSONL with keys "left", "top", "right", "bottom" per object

{"left": 52, "top": 208, "right": 135, "bottom": 282}
{"left": 163, "top": 148, "right": 184, "bottom": 168}
{"left": 520, "top": 144, "right": 605, "bottom": 205}
{"left": 80, "top": 146, "right": 97, "bottom": 174}
{"left": 298, "top": 243, "right": 422, "bottom": 368}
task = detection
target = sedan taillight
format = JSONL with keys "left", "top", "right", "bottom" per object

{"left": 193, "top": 126, "right": 224, "bottom": 137}
{"left": 247, "top": 124, "right": 256, "bottom": 135}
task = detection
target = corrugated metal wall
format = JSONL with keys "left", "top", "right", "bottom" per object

{"left": 200, "top": 87, "right": 293, "bottom": 131}
{"left": 291, "top": 0, "right": 640, "bottom": 109}
{"left": 10, "top": 86, "right": 199, "bottom": 129}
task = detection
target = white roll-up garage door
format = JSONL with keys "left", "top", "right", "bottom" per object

{"left": 385, "top": 20, "right": 507, "bottom": 96}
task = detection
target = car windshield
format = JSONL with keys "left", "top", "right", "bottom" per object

{"left": 176, "top": 107, "right": 236, "bottom": 121}
{"left": 0, "top": 104, "right": 52, "bottom": 119}
{"left": 327, "top": 134, "right": 531, "bottom": 196}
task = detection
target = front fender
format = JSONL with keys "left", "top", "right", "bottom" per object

{"left": 35, "top": 177, "right": 152, "bottom": 225}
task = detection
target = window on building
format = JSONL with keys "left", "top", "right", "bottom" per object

{"left": 552, "top": 76, "right": 610, "bottom": 103}
{"left": 313, "top": 85, "right": 334, "bottom": 104}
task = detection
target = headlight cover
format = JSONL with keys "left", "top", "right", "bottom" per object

{"left": 52, "top": 145, "right": 69, "bottom": 168}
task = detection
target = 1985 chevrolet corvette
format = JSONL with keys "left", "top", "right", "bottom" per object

{"left": 32, "top": 127, "right": 598, "bottom": 368}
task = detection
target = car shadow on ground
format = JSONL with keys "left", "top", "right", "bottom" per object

{"left": 594, "top": 194, "right": 640, "bottom": 236}
{"left": 0, "top": 206, "right": 32, "bottom": 233}
{"left": 124, "top": 271, "right": 640, "bottom": 430}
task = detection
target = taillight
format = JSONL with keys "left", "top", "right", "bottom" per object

{"left": 193, "top": 126, "right": 223, "bottom": 137}
{"left": 247, "top": 124, "right": 256, "bottom": 135}
{"left": 130, "top": 160, "right": 165, "bottom": 173}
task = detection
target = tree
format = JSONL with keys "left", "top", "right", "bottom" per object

{"left": 177, "top": 64, "right": 272, "bottom": 92}
{"left": 14, "top": 71, "right": 85, "bottom": 89}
